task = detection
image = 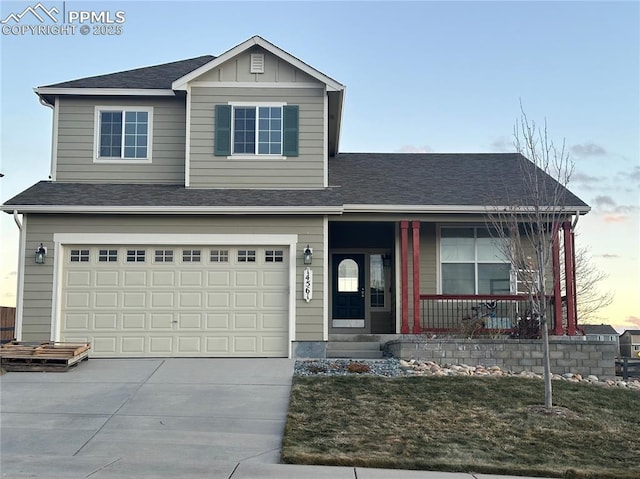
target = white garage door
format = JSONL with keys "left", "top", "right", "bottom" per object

{"left": 60, "top": 245, "right": 289, "bottom": 357}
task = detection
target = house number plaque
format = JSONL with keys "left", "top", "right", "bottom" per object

{"left": 303, "top": 267, "right": 313, "bottom": 302}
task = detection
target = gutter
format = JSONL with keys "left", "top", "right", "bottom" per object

{"left": 12, "top": 210, "right": 24, "bottom": 341}
{"left": 1, "top": 205, "right": 345, "bottom": 215}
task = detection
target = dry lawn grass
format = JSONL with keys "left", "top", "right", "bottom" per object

{"left": 282, "top": 376, "right": 640, "bottom": 478}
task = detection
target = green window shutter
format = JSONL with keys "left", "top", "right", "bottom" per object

{"left": 214, "top": 105, "right": 231, "bottom": 156}
{"left": 283, "top": 105, "right": 299, "bottom": 157}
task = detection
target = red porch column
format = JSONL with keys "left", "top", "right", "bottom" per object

{"left": 563, "top": 221, "right": 577, "bottom": 335}
{"left": 400, "top": 221, "right": 410, "bottom": 334}
{"left": 552, "top": 227, "right": 563, "bottom": 335}
{"left": 412, "top": 221, "right": 421, "bottom": 334}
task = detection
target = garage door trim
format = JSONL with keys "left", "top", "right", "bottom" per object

{"left": 51, "top": 233, "right": 298, "bottom": 357}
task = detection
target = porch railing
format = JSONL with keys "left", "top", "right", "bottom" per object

{"left": 419, "top": 294, "right": 557, "bottom": 334}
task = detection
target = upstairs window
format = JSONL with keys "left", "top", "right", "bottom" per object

{"left": 215, "top": 104, "right": 298, "bottom": 157}
{"left": 95, "top": 106, "right": 152, "bottom": 161}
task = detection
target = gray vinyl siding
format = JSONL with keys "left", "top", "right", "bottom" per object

{"left": 20, "top": 214, "right": 325, "bottom": 343}
{"left": 196, "top": 50, "right": 319, "bottom": 84}
{"left": 189, "top": 87, "right": 325, "bottom": 188}
{"left": 55, "top": 97, "right": 186, "bottom": 183}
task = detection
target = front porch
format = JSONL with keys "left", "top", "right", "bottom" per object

{"left": 327, "top": 219, "right": 580, "bottom": 338}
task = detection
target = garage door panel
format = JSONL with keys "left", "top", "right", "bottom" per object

{"left": 234, "top": 336, "right": 257, "bottom": 353}
{"left": 262, "top": 336, "right": 288, "bottom": 354}
{"left": 124, "top": 271, "right": 147, "bottom": 286}
{"left": 122, "top": 337, "right": 145, "bottom": 353}
{"left": 206, "top": 313, "right": 229, "bottom": 329}
{"left": 96, "top": 271, "right": 119, "bottom": 287}
{"left": 206, "top": 336, "right": 229, "bottom": 353}
{"left": 208, "top": 271, "right": 231, "bottom": 287}
{"left": 123, "top": 292, "right": 146, "bottom": 308}
{"left": 95, "top": 292, "right": 118, "bottom": 308}
{"left": 65, "top": 313, "right": 89, "bottom": 330}
{"left": 178, "top": 313, "right": 202, "bottom": 329}
{"left": 235, "top": 271, "right": 258, "bottom": 287}
{"left": 234, "top": 313, "right": 258, "bottom": 329}
{"left": 235, "top": 292, "right": 257, "bottom": 308}
{"left": 66, "top": 292, "right": 91, "bottom": 308}
{"left": 151, "top": 271, "right": 174, "bottom": 286}
{"left": 94, "top": 313, "right": 117, "bottom": 330}
{"left": 180, "top": 271, "right": 203, "bottom": 287}
{"left": 150, "top": 337, "right": 172, "bottom": 354}
{"left": 61, "top": 245, "right": 289, "bottom": 358}
{"left": 177, "top": 337, "right": 201, "bottom": 353}
{"left": 151, "top": 291, "right": 174, "bottom": 308}
{"left": 179, "top": 292, "right": 202, "bottom": 307}
{"left": 150, "top": 313, "right": 174, "bottom": 329}
{"left": 67, "top": 271, "right": 91, "bottom": 287}
{"left": 123, "top": 313, "right": 145, "bottom": 329}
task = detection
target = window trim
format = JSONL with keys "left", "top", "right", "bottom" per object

{"left": 437, "top": 225, "right": 511, "bottom": 295}
{"left": 228, "top": 101, "right": 287, "bottom": 159}
{"left": 93, "top": 105, "right": 153, "bottom": 163}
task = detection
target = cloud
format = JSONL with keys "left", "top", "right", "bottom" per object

{"left": 603, "top": 213, "right": 629, "bottom": 223}
{"left": 396, "top": 145, "right": 433, "bottom": 153}
{"left": 571, "top": 142, "right": 607, "bottom": 157}
{"left": 571, "top": 172, "right": 604, "bottom": 187}
{"left": 629, "top": 166, "right": 640, "bottom": 183}
{"left": 489, "top": 136, "right": 513, "bottom": 153}
{"left": 595, "top": 253, "right": 620, "bottom": 259}
{"left": 627, "top": 316, "right": 640, "bottom": 328}
{"left": 592, "top": 195, "right": 617, "bottom": 209}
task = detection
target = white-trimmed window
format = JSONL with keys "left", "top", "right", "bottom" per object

{"left": 95, "top": 106, "right": 153, "bottom": 161}
{"left": 440, "top": 227, "right": 510, "bottom": 295}
{"left": 233, "top": 105, "right": 282, "bottom": 155}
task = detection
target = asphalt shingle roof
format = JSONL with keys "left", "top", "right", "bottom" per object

{"left": 581, "top": 324, "right": 619, "bottom": 335}
{"left": 41, "top": 55, "right": 215, "bottom": 90}
{"left": 3, "top": 182, "right": 341, "bottom": 209}
{"left": 3, "top": 153, "right": 588, "bottom": 211}
{"left": 329, "top": 153, "right": 588, "bottom": 208}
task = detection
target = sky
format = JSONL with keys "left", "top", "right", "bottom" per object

{"left": 0, "top": 0, "right": 638, "bottom": 332}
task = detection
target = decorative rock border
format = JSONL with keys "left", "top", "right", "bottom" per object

{"left": 294, "top": 358, "right": 640, "bottom": 390}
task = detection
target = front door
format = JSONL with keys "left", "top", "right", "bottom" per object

{"left": 332, "top": 254, "right": 365, "bottom": 322}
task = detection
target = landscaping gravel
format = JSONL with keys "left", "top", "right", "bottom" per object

{"left": 294, "top": 358, "right": 640, "bottom": 389}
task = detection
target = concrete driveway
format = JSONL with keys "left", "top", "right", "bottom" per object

{"left": 0, "top": 358, "right": 295, "bottom": 478}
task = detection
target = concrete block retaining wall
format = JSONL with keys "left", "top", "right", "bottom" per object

{"left": 384, "top": 338, "right": 617, "bottom": 377}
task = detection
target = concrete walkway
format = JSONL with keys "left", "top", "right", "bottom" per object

{"left": 1, "top": 358, "right": 551, "bottom": 479}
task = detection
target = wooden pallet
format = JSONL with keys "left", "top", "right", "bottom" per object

{"left": 0, "top": 341, "right": 91, "bottom": 372}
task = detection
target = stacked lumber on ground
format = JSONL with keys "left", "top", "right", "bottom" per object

{"left": 0, "top": 341, "right": 90, "bottom": 372}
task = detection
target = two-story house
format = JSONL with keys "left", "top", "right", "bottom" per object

{"left": 2, "top": 36, "right": 590, "bottom": 358}
{"left": 620, "top": 330, "right": 640, "bottom": 358}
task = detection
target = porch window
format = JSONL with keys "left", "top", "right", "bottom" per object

{"left": 440, "top": 227, "right": 510, "bottom": 294}
{"left": 370, "top": 254, "right": 385, "bottom": 308}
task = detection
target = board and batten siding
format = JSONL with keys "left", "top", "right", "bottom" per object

{"left": 20, "top": 214, "right": 325, "bottom": 343}
{"left": 189, "top": 86, "right": 325, "bottom": 188}
{"left": 55, "top": 97, "right": 186, "bottom": 183}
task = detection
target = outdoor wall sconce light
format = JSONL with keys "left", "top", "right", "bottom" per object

{"left": 35, "top": 243, "right": 47, "bottom": 264}
{"left": 303, "top": 245, "right": 313, "bottom": 265}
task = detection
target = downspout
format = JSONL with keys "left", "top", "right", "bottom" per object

{"left": 13, "top": 210, "right": 25, "bottom": 341}
{"left": 38, "top": 96, "right": 56, "bottom": 181}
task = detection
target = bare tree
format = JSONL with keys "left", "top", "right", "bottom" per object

{"left": 566, "top": 243, "right": 614, "bottom": 324}
{"left": 487, "top": 105, "right": 575, "bottom": 409}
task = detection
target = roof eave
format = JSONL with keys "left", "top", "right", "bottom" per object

{"left": 342, "top": 204, "right": 591, "bottom": 214}
{"left": 1, "top": 205, "right": 344, "bottom": 215}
